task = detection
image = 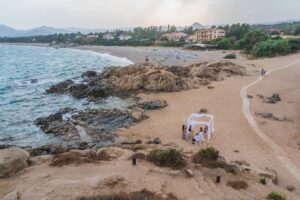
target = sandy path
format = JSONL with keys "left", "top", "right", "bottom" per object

{"left": 241, "top": 58, "right": 300, "bottom": 184}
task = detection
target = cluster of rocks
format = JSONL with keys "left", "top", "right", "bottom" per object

{"left": 256, "top": 93, "right": 282, "bottom": 104}
{"left": 35, "top": 107, "right": 148, "bottom": 147}
{"left": 47, "top": 62, "right": 246, "bottom": 100}
{"left": 255, "top": 112, "right": 292, "bottom": 122}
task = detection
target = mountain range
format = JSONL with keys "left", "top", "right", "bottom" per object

{"left": 0, "top": 25, "right": 112, "bottom": 37}
{"left": 0, "top": 19, "right": 299, "bottom": 37}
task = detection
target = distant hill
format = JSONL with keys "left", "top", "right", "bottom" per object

{"left": 253, "top": 20, "right": 300, "bottom": 34}
{"left": 0, "top": 25, "right": 111, "bottom": 37}
{"left": 191, "top": 22, "right": 206, "bottom": 30}
{"left": 0, "top": 25, "right": 19, "bottom": 37}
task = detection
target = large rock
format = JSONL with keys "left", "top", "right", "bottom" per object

{"left": 0, "top": 148, "right": 30, "bottom": 177}
{"left": 137, "top": 100, "right": 168, "bottom": 110}
{"left": 47, "top": 62, "right": 245, "bottom": 99}
{"left": 46, "top": 79, "right": 74, "bottom": 94}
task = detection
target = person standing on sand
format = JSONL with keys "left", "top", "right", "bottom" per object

{"left": 261, "top": 68, "right": 266, "bottom": 76}
{"left": 145, "top": 56, "right": 149, "bottom": 62}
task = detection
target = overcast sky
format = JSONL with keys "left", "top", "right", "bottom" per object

{"left": 1, "top": 0, "right": 300, "bottom": 29}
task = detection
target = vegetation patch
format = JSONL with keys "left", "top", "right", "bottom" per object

{"left": 266, "top": 191, "right": 286, "bottom": 200}
{"left": 193, "top": 147, "right": 219, "bottom": 164}
{"left": 50, "top": 152, "right": 94, "bottom": 167}
{"left": 252, "top": 39, "right": 291, "bottom": 57}
{"left": 227, "top": 180, "right": 248, "bottom": 190}
{"left": 77, "top": 189, "right": 178, "bottom": 200}
{"left": 223, "top": 53, "right": 237, "bottom": 59}
{"left": 147, "top": 148, "right": 187, "bottom": 169}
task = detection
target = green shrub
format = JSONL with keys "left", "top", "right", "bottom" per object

{"left": 267, "top": 191, "right": 286, "bottom": 200}
{"left": 235, "top": 29, "right": 269, "bottom": 52}
{"left": 223, "top": 54, "right": 237, "bottom": 59}
{"left": 193, "top": 147, "right": 219, "bottom": 163}
{"left": 252, "top": 39, "right": 291, "bottom": 57}
{"left": 288, "top": 39, "right": 300, "bottom": 52}
{"left": 210, "top": 37, "right": 232, "bottom": 50}
{"left": 147, "top": 149, "right": 187, "bottom": 169}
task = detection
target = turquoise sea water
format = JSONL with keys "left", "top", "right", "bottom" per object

{"left": 0, "top": 44, "right": 132, "bottom": 147}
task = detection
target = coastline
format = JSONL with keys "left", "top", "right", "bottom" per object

{"left": 1, "top": 42, "right": 244, "bottom": 65}
{"left": 1, "top": 43, "right": 300, "bottom": 199}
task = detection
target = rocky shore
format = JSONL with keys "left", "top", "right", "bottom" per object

{"left": 35, "top": 61, "right": 246, "bottom": 149}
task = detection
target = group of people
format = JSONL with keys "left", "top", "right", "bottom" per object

{"left": 182, "top": 124, "right": 209, "bottom": 144}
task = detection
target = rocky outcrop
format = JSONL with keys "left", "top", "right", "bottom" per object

{"left": 46, "top": 79, "right": 74, "bottom": 94}
{"left": 35, "top": 108, "right": 147, "bottom": 147}
{"left": 47, "top": 62, "right": 245, "bottom": 100}
{"left": 137, "top": 100, "right": 167, "bottom": 110}
{"left": 0, "top": 148, "right": 30, "bottom": 177}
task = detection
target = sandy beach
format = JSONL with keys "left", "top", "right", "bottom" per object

{"left": 1, "top": 44, "right": 300, "bottom": 199}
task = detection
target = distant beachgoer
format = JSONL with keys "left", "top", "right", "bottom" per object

{"left": 261, "top": 68, "right": 266, "bottom": 76}
{"left": 145, "top": 56, "right": 149, "bottom": 62}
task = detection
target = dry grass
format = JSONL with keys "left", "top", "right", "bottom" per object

{"left": 267, "top": 191, "right": 286, "bottom": 200}
{"left": 50, "top": 152, "right": 94, "bottom": 167}
{"left": 77, "top": 189, "right": 178, "bottom": 200}
{"left": 147, "top": 148, "right": 187, "bottom": 170}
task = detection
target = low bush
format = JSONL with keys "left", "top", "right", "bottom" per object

{"left": 78, "top": 189, "right": 178, "bottom": 200}
{"left": 252, "top": 39, "right": 291, "bottom": 57}
{"left": 210, "top": 37, "right": 232, "bottom": 50}
{"left": 288, "top": 38, "right": 300, "bottom": 52}
{"left": 227, "top": 180, "right": 248, "bottom": 190}
{"left": 223, "top": 54, "right": 237, "bottom": 59}
{"left": 193, "top": 147, "right": 219, "bottom": 163}
{"left": 266, "top": 191, "right": 286, "bottom": 200}
{"left": 147, "top": 148, "right": 187, "bottom": 169}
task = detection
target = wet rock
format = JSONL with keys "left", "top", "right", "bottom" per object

{"left": 46, "top": 79, "right": 74, "bottom": 93}
{"left": 137, "top": 100, "right": 167, "bottom": 110}
{"left": 81, "top": 70, "right": 97, "bottom": 78}
{"left": 35, "top": 108, "right": 145, "bottom": 146}
{"left": 30, "top": 79, "right": 38, "bottom": 83}
{"left": 0, "top": 148, "right": 30, "bottom": 177}
{"left": 69, "top": 83, "right": 88, "bottom": 98}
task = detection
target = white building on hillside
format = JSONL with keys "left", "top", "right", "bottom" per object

{"left": 118, "top": 34, "right": 132, "bottom": 41}
{"left": 103, "top": 34, "right": 115, "bottom": 40}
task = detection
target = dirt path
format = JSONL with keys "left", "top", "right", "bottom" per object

{"left": 240, "top": 58, "right": 300, "bottom": 183}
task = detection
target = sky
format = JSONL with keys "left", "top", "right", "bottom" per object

{"left": 0, "top": 0, "right": 300, "bottom": 29}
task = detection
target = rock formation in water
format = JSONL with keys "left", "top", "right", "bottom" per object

{"left": 47, "top": 62, "right": 246, "bottom": 100}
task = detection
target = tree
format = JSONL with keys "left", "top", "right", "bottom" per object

{"left": 225, "top": 23, "right": 251, "bottom": 41}
{"left": 235, "top": 29, "right": 269, "bottom": 52}
{"left": 210, "top": 37, "right": 232, "bottom": 49}
{"left": 252, "top": 39, "right": 291, "bottom": 57}
{"left": 294, "top": 26, "right": 300, "bottom": 35}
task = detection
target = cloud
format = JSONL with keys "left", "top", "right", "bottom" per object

{"left": 0, "top": 0, "right": 299, "bottom": 29}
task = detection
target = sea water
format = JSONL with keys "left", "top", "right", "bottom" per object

{"left": 0, "top": 44, "right": 132, "bottom": 147}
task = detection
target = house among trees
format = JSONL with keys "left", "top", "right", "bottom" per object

{"left": 161, "top": 32, "right": 188, "bottom": 41}
{"left": 103, "top": 33, "right": 115, "bottom": 40}
{"left": 194, "top": 28, "right": 225, "bottom": 43}
{"left": 118, "top": 34, "right": 132, "bottom": 41}
{"left": 86, "top": 34, "right": 98, "bottom": 38}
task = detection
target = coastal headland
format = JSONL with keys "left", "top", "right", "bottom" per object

{"left": 1, "top": 44, "right": 300, "bottom": 200}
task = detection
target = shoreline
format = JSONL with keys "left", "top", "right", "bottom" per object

{"left": 1, "top": 43, "right": 300, "bottom": 199}
{"left": 0, "top": 42, "right": 244, "bottom": 65}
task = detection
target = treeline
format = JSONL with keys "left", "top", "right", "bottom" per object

{"left": 0, "top": 25, "right": 191, "bottom": 47}
{"left": 209, "top": 23, "right": 300, "bottom": 57}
